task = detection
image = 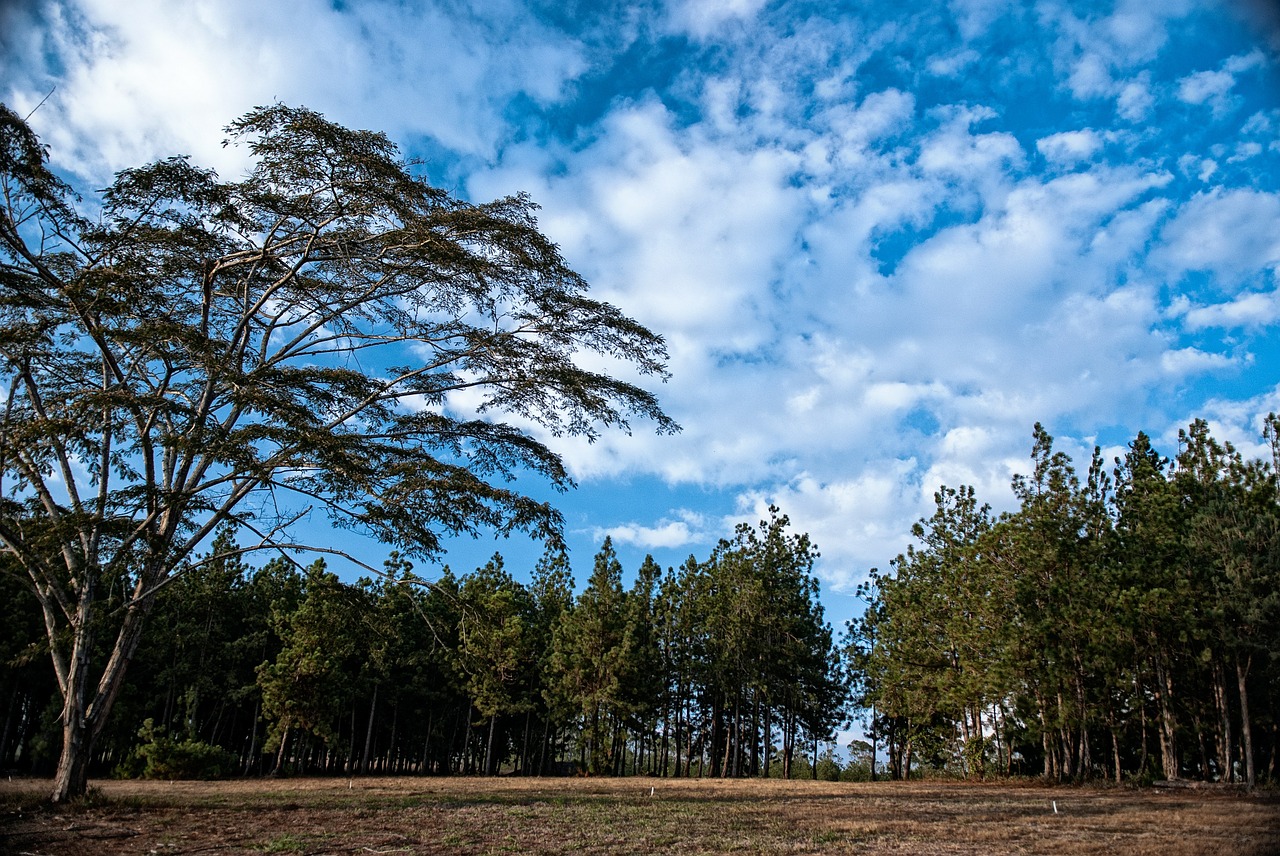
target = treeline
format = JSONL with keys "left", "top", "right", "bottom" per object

{"left": 8, "top": 420, "right": 1279, "bottom": 787}
{"left": 848, "top": 420, "right": 1280, "bottom": 786}
{"left": 0, "top": 509, "right": 843, "bottom": 780}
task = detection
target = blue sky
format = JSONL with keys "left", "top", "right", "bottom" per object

{"left": 5, "top": 0, "right": 1280, "bottom": 631}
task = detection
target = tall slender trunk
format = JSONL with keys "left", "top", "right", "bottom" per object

{"left": 485, "top": 715, "right": 497, "bottom": 775}
{"left": 1139, "top": 695, "right": 1149, "bottom": 776}
{"left": 1057, "top": 691, "right": 1075, "bottom": 780}
{"left": 387, "top": 702, "right": 398, "bottom": 774}
{"left": 244, "top": 699, "right": 261, "bottom": 776}
{"left": 520, "top": 711, "right": 532, "bottom": 775}
{"left": 538, "top": 718, "right": 550, "bottom": 776}
{"left": 757, "top": 706, "right": 768, "bottom": 777}
{"left": 271, "top": 726, "right": 290, "bottom": 776}
{"left": 1214, "top": 660, "right": 1234, "bottom": 782}
{"left": 1192, "top": 711, "right": 1210, "bottom": 780}
{"left": 869, "top": 704, "right": 878, "bottom": 782}
{"left": 1111, "top": 725, "right": 1122, "bottom": 784}
{"left": 660, "top": 708, "right": 670, "bottom": 778}
{"left": 421, "top": 711, "right": 434, "bottom": 774}
{"left": 749, "top": 694, "right": 760, "bottom": 777}
{"left": 731, "top": 692, "right": 742, "bottom": 778}
{"left": 1036, "top": 693, "right": 1054, "bottom": 779}
{"left": 1152, "top": 651, "right": 1180, "bottom": 780}
{"left": 1237, "top": 654, "right": 1255, "bottom": 789}
{"left": 778, "top": 706, "right": 788, "bottom": 777}
{"left": 361, "top": 683, "right": 378, "bottom": 775}
{"left": 0, "top": 685, "right": 19, "bottom": 768}
{"left": 460, "top": 702, "right": 474, "bottom": 774}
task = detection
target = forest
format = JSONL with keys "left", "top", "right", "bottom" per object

{"left": 4, "top": 422, "right": 1279, "bottom": 787}
{"left": 0, "top": 509, "right": 845, "bottom": 783}
{"left": 847, "top": 420, "right": 1280, "bottom": 788}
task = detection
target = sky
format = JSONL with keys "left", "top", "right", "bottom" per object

{"left": 4, "top": 0, "right": 1280, "bottom": 631}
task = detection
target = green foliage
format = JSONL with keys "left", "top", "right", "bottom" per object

{"left": 852, "top": 419, "right": 1280, "bottom": 786}
{"left": 257, "top": 562, "right": 368, "bottom": 758}
{"left": 120, "top": 719, "right": 236, "bottom": 780}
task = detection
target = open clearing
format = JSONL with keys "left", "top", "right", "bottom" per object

{"left": 2, "top": 776, "right": 1278, "bottom": 855}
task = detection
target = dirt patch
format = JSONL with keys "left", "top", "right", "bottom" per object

{"left": 3, "top": 776, "right": 1277, "bottom": 855}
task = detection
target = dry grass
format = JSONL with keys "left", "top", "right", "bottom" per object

{"left": 2, "top": 775, "right": 1277, "bottom": 855}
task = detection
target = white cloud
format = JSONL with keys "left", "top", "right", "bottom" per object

{"left": 598, "top": 509, "right": 712, "bottom": 551}
{"left": 1178, "top": 69, "right": 1236, "bottom": 105}
{"left": 1036, "top": 129, "right": 1103, "bottom": 164}
{"left": 1156, "top": 189, "right": 1280, "bottom": 286}
{"left": 917, "top": 107, "right": 1023, "bottom": 182}
{"left": 1176, "top": 51, "right": 1265, "bottom": 116}
{"left": 1116, "top": 76, "right": 1155, "bottom": 121}
{"left": 1161, "top": 347, "right": 1238, "bottom": 375}
{"left": 666, "top": 0, "right": 769, "bottom": 39}
{"left": 927, "top": 48, "right": 982, "bottom": 76}
{"left": 947, "top": 0, "right": 1016, "bottom": 41}
{"left": 3, "top": 0, "right": 585, "bottom": 181}
{"left": 731, "top": 462, "right": 924, "bottom": 591}
{"left": 1042, "top": 2, "right": 1194, "bottom": 115}
{"left": 1182, "top": 289, "right": 1280, "bottom": 330}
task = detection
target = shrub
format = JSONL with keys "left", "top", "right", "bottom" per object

{"left": 122, "top": 719, "right": 236, "bottom": 780}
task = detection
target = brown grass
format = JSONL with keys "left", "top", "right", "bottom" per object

{"left": 2, "top": 775, "right": 1277, "bottom": 855}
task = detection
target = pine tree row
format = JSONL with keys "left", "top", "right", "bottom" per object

{"left": 0, "top": 509, "right": 844, "bottom": 779}
{"left": 848, "top": 420, "right": 1280, "bottom": 786}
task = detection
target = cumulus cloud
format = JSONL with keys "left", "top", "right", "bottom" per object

{"left": 1156, "top": 189, "right": 1280, "bottom": 286}
{"left": 1181, "top": 288, "right": 1280, "bottom": 330}
{"left": 597, "top": 509, "right": 712, "bottom": 551}
{"left": 1036, "top": 129, "right": 1104, "bottom": 164}
{"left": 7, "top": 0, "right": 1280, "bottom": 596}
{"left": 2, "top": 0, "right": 586, "bottom": 181}
{"left": 666, "top": 0, "right": 770, "bottom": 39}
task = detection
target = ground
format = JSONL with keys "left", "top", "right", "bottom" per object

{"left": 2, "top": 776, "right": 1278, "bottom": 855}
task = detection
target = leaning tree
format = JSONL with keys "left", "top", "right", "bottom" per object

{"left": 0, "top": 103, "right": 676, "bottom": 801}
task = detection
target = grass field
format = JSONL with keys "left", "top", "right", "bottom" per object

{"left": 3, "top": 775, "right": 1278, "bottom": 855}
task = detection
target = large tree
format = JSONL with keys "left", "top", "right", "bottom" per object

{"left": 0, "top": 103, "right": 676, "bottom": 801}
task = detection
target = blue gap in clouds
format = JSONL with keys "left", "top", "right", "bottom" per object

{"left": 870, "top": 205, "right": 976, "bottom": 278}
{"left": 898, "top": 405, "right": 940, "bottom": 438}
{"left": 432, "top": 473, "right": 726, "bottom": 592}
{"left": 508, "top": 34, "right": 700, "bottom": 147}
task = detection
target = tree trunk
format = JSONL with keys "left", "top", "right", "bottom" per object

{"left": 0, "top": 684, "right": 19, "bottom": 768}
{"left": 484, "top": 715, "right": 497, "bottom": 776}
{"left": 782, "top": 708, "right": 793, "bottom": 779}
{"left": 1214, "top": 660, "right": 1233, "bottom": 782}
{"left": 520, "top": 711, "right": 532, "bottom": 775}
{"left": 51, "top": 706, "right": 90, "bottom": 804}
{"left": 272, "top": 726, "right": 290, "bottom": 776}
{"left": 1036, "top": 693, "right": 1054, "bottom": 779}
{"left": 869, "top": 705, "right": 877, "bottom": 782}
{"left": 51, "top": 594, "right": 153, "bottom": 802}
{"left": 538, "top": 718, "right": 550, "bottom": 776}
{"left": 1237, "top": 654, "right": 1255, "bottom": 789}
{"left": 361, "top": 683, "right": 378, "bottom": 775}
{"left": 1153, "top": 652, "right": 1179, "bottom": 780}
{"left": 244, "top": 699, "right": 261, "bottom": 776}
{"left": 757, "top": 706, "right": 768, "bottom": 777}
